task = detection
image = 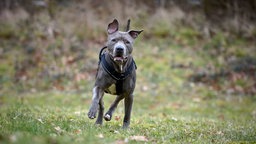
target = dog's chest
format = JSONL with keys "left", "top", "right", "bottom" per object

{"left": 105, "top": 84, "right": 117, "bottom": 95}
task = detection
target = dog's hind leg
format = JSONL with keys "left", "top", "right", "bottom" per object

{"left": 95, "top": 97, "right": 104, "bottom": 125}
{"left": 123, "top": 94, "right": 133, "bottom": 128}
{"left": 104, "top": 95, "right": 125, "bottom": 121}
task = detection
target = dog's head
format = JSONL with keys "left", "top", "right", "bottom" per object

{"left": 106, "top": 19, "right": 143, "bottom": 63}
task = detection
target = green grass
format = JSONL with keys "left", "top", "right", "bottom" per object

{"left": 1, "top": 36, "right": 256, "bottom": 143}
{"left": 1, "top": 37, "right": 256, "bottom": 143}
{"left": 1, "top": 77, "right": 256, "bottom": 144}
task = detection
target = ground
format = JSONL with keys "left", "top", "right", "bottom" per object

{"left": 1, "top": 39, "right": 256, "bottom": 143}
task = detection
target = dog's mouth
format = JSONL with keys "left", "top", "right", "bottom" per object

{"left": 113, "top": 56, "right": 127, "bottom": 62}
{"left": 110, "top": 53, "right": 127, "bottom": 63}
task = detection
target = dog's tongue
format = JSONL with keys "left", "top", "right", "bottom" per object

{"left": 114, "top": 57, "right": 124, "bottom": 62}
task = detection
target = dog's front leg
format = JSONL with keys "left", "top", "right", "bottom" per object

{"left": 95, "top": 96, "right": 104, "bottom": 125}
{"left": 88, "top": 86, "right": 104, "bottom": 119}
{"left": 104, "top": 95, "right": 125, "bottom": 121}
{"left": 123, "top": 94, "right": 133, "bottom": 128}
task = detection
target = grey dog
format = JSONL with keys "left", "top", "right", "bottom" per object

{"left": 88, "top": 19, "right": 142, "bottom": 128}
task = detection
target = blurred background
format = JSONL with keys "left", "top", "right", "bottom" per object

{"left": 0, "top": 0, "right": 255, "bottom": 96}
{"left": 1, "top": 1, "right": 256, "bottom": 143}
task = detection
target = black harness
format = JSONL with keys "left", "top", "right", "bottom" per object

{"left": 98, "top": 46, "right": 136, "bottom": 95}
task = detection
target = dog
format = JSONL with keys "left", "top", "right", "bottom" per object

{"left": 88, "top": 19, "right": 143, "bottom": 128}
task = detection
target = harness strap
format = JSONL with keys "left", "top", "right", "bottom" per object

{"left": 99, "top": 51, "right": 136, "bottom": 95}
{"left": 99, "top": 46, "right": 107, "bottom": 64}
{"left": 101, "top": 53, "right": 136, "bottom": 81}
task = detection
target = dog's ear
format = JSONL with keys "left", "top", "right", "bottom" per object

{"left": 128, "top": 30, "right": 143, "bottom": 39}
{"left": 107, "top": 19, "right": 119, "bottom": 34}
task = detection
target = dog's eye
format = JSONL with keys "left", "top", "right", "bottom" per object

{"left": 111, "top": 39, "right": 117, "bottom": 42}
{"left": 124, "top": 40, "right": 130, "bottom": 44}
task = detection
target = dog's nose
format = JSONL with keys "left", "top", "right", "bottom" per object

{"left": 116, "top": 47, "right": 124, "bottom": 52}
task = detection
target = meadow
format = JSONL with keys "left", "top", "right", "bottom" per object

{"left": 0, "top": 1, "right": 256, "bottom": 143}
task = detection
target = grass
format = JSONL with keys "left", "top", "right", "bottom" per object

{"left": 0, "top": 89, "right": 255, "bottom": 143}
{"left": 0, "top": 38, "right": 256, "bottom": 143}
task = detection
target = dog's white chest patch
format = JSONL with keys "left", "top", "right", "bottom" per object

{"left": 105, "top": 84, "right": 116, "bottom": 94}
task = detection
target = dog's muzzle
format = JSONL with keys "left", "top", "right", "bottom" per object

{"left": 113, "top": 42, "right": 127, "bottom": 62}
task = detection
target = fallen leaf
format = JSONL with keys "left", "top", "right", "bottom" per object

{"left": 130, "top": 135, "right": 148, "bottom": 142}
{"left": 124, "top": 138, "right": 129, "bottom": 143}
{"left": 97, "top": 133, "right": 104, "bottom": 138}
{"left": 217, "top": 131, "right": 224, "bottom": 136}
{"left": 141, "top": 85, "right": 149, "bottom": 91}
{"left": 171, "top": 102, "right": 183, "bottom": 109}
{"left": 114, "top": 138, "right": 129, "bottom": 144}
{"left": 74, "top": 129, "right": 81, "bottom": 134}
{"left": 54, "top": 126, "right": 63, "bottom": 134}
{"left": 54, "top": 126, "right": 61, "bottom": 131}
{"left": 37, "top": 118, "right": 44, "bottom": 124}
{"left": 171, "top": 117, "right": 178, "bottom": 121}
{"left": 115, "top": 115, "right": 121, "bottom": 121}
{"left": 74, "top": 111, "right": 82, "bottom": 115}
{"left": 115, "top": 140, "right": 125, "bottom": 144}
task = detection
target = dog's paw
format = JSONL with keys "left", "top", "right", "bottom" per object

{"left": 88, "top": 110, "right": 97, "bottom": 119}
{"left": 95, "top": 120, "right": 103, "bottom": 125}
{"left": 88, "top": 106, "right": 97, "bottom": 119}
{"left": 122, "top": 122, "right": 130, "bottom": 129}
{"left": 104, "top": 114, "right": 112, "bottom": 121}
